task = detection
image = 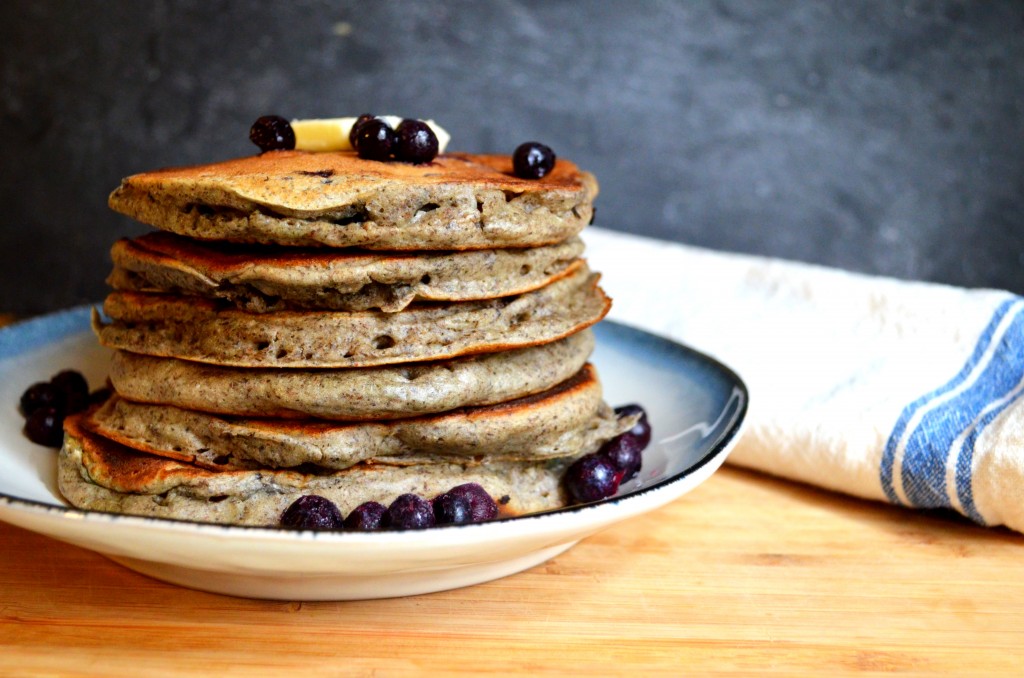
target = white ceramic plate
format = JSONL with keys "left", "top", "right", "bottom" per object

{"left": 0, "top": 308, "right": 747, "bottom": 600}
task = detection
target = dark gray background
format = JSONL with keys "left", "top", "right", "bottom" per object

{"left": 2, "top": 0, "right": 1022, "bottom": 315}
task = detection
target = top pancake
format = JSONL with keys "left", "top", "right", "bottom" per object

{"left": 108, "top": 151, "right": 598, "bottom": 250}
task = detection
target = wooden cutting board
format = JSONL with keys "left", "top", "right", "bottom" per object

{"left": 2, "top": 463, "right": 1022, "bottom": 676}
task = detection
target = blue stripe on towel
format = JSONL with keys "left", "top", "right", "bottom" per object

{"left": 879, "top": 296, "right": 1024, "bottom": 522}
{"left": 957, "top": 382, "right": 1024, "bottom": 523}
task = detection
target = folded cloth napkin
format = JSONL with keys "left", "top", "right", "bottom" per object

{"left": 584, "top": 227, "right": 1024, "bottom": 534}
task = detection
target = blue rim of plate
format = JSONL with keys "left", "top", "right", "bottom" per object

{"left": 0, "top": 306, "right": 748, "bottom": 539}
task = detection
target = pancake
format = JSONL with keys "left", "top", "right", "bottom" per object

{"left": 94, "top": 264, "right": 610, "bottom": 368}
{"left": 85, "top": 365, "right": 630, "bottom": 471}
{"left": 108, "top": 231, "right": 586, "bottom": 313}
{"left": 59, "top": 418, "right": 574, "bottom": 526}
{"left": 108, "top": 330, "right": 594, "bottom": 420}
{"left": 107, "top": 151, "right": 597, "bottom": 250}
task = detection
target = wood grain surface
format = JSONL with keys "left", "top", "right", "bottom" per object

{"left": 2, "top": 463, "right": 1022, "bottom": 677}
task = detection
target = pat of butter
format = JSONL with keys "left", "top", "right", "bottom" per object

{"left": 291, "top": 116, "right": 450, "bottom": 153}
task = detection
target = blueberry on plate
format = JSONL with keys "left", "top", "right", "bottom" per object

{"left": 24, "top": 407, "right": 64, "bottom": 448}
{"left": 51, "top": 369, "right": 90, "bottom": 415}
{"left": 599, "top": 433, "right": 644, "bottom": 482}
{"left": 564, "top": 454, "right": 623, "bottom": 504}
{"left": 433, "top": 483, "right": 498, "bottom": 525}
{"left": 343, "top": 501, "right": 387, "bottom": 531}
{"left": 614, "top": 403, "right": 652, "bottom": 448}
{"left": 280, "top": 495, "right": 344, "bottom": 530}
{"left": 385, "top": 493, "right": 435, "bottom": 530}
{"left": 20, "top": 382, "right": 63, "bottom": 417}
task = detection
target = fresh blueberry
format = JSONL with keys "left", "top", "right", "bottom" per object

{"left": 599, "top": 433, "right": 644, "bottom": 482}
{"left": 343, "top": 501, "right": 387, "bottom": 531}
{"left": 249, "top": 115, "right": 296, "bottom": 152}
{"left": 614, "top": 403, "right": 652, "bottom": 448}
{"left": 348, "top": 113, "right": 376, "bottom": 149}
{"left": 512, "top": 141, "right": 556, "bottom": 179}
{"left": 51, "top": 369, "right": 87, "bottom": 396}
{"left": 433, "top": 483, "right": 498, "bottom": 525}
{"left": 24, "top": 407, "right": 64, "bottom": 447}
{"left": 354, "top": 118, "right": 397, "bottom": 161}
{"left": 385, "top": 493, "right": 435, "bottom": 530}
{"left": 280, "top": 495, "right": 344, "bottom": 530}
{"left": 564, "top": 454, "right": 623, "bottom": 504}
{"left": 395, "top": 119, "right": 439, "bottom": 164}
{"left": 433, "top": 492, "right": 472, "bottom": 525}
{"left": 51, "top": 370, "right": 90, "bottom": 415}
{"left": 20, "top": 382, "right": 63, "bottom": 417}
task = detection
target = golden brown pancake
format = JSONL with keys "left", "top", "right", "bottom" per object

{"left": 86, "top": 365, "right": 630, "bottom": 471}
{"left": 108, "top": 151, "right": 598, "bottom": 250}
{"left": 94, "top": 264, "right": 610, "bottom": 368}
{"left": 108, "top": 231, "right": 585, "bottom": 312}
{"left": 107, "top": 330, "right": 594, "bottom": 420}
{"left": 59, "top": 416, "right": 577, "bottom": 525}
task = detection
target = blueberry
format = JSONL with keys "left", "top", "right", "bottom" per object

{"left": 512, "top": 141, "right": 556, "bottom": 179}
{"left": 354, "top": 118, "right": 397, "bottom": 161}
{"left": 348, "top": 113, "right": 375, "bottom": 149}
{"left": 564, "top": 454, "right": 623, "bottom": 504}
{"left": 280, "top": 495, "right": 344, "bottom": 530}
{"left": 599, "top": 433, "right": 644, "bottom": 482}
{"left": 385, "top": 493, "right": 435, "bottom": 530}
{"left": 433, "top": 483, "right": 498, "bottom": 525}
{"left": 395, "top": 119, "right": 439, "bottom": 164}
{"left": 614, "top": 403, "right": 652, "bottom": 448}
{"left": 343, "top": 501, "right": 387, "bottom": 531}
{"left": 20, "top": 382, "right": 63, "bottom": 417}
{"left": 51, "top": 369, "right": 87, "bottom": 396}
{"left": 249, "top": 115, "right": 296, "bottom": 152}
{"left": 24, "top": 407, "right": 64, "bottom": 447}
{"left": 51, "top": 370, "right": 89, "bottom": 415}
{"left": 433, "top": 492, "right": 473, "bottom": 525}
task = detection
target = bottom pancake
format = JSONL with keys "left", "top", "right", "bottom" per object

{"left": 59, "top": 418, "right": 575, "bottom": 526}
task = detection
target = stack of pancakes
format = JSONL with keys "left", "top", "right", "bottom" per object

{"left": 60, "top": 150, "right": 629, "bottom": 526}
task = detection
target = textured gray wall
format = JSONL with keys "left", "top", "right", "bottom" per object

{"left": 2, "top": 0, "right": 1023, "bottom": 314}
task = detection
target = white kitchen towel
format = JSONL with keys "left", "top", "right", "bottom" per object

{"left": 584, "top": 227, "right": 1024, "bottom": 533}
